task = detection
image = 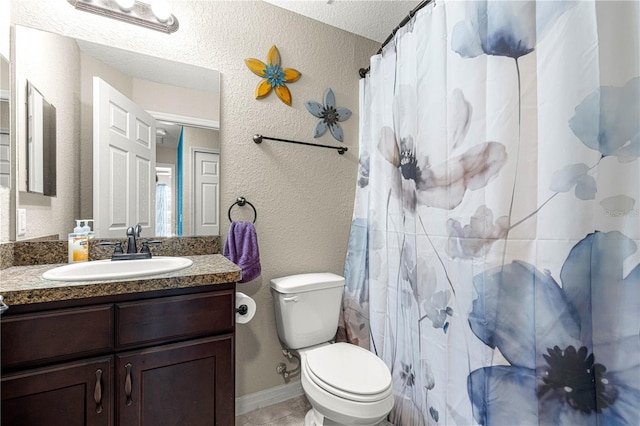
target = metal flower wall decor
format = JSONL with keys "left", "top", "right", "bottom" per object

{"left": 305, "top": 88, "right": 352, "bottom": 142}
{"left": 245, "top": 45, "right": 301, "bottom": 106}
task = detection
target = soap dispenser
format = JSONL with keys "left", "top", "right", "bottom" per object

{"left": 82, "top": 219, "right": 95, "bottom": 240}
{"left": 68, "top": 220, "right": 88, "bottom": 263}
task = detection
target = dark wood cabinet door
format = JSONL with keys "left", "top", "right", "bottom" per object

{"left": 116, "top": 335, "right": 234, "bottom": 426}
{"left": 1, "top": 356, "right": 113, "bottom": 426}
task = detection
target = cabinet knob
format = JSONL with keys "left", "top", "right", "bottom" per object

{"left": 125, "top": 363, "right": 133, "bottom": 406}
{"left": 94, "top": 368, "right": 103, "bottom": 414}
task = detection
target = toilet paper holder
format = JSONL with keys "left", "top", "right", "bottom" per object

{"left": 236, "top": 304, "right": 248, "bottom": 316}
{"left": 235, "top": 292, "right": 256, "bottom": 324}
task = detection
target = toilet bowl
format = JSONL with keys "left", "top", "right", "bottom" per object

{"left": 299, "top": 343, "right": 393, "bottom": 426}
{"left": 270, "top": 273, "right": 394, "bottom": 426}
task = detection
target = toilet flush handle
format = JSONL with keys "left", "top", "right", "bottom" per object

{"left": 283, "top": 296, "right": 299, "bottom": 303}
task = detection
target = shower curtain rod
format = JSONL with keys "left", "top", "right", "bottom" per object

{"left": 358, "top": 0, "right": 433, "bottom": 78}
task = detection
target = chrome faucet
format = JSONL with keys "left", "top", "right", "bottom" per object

{"left": 126, "top": 224, "right": 142, "bottom": 254}
{"left": 101, "top": 225, "right": 161, "bottom": 261}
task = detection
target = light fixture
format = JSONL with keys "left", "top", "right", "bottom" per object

{"left": 67, "top": 0, "right": 179, "bottom": 34}
{"left": 150, "top": 0, "right": 172, "bottom": 23}
{"left": 156, "top": 127, "right": 167, "bottom": 144}
{"left": 114, "top": 0, "right": 135, "bottom": 11}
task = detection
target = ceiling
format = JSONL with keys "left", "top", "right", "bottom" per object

{"left": 263, "top": 0, "right": 423, "bottom": 44}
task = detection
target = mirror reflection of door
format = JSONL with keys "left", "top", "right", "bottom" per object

{"left": 193, "top": 149, "right": 219, "bottom": 236}
{"left": 154, "top": 123, "right": 220, "bottom": 237}
{"left": 93, "top": 77, "right": 156, "bottom": 238}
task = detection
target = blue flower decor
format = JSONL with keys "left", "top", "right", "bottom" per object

{"left": 467, "top": 231, "right": 640, "bottom": 425}
{"left": 305, "top": 88, "right": 352, "bottom": 142}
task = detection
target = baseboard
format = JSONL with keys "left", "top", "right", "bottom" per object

{"left": 235, "top": 381, "right": 304, "bottom": 416}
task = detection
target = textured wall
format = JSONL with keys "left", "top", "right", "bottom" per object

{"left": 10, "top": 0, "right": 378, "bottom": 396}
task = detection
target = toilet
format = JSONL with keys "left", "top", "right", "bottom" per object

{"left": 271, "top": 273, "right": 394, "bottom": 426}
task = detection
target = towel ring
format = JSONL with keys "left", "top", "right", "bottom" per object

{"left": 228, "top": 197, "right": 257, "bottom": 223}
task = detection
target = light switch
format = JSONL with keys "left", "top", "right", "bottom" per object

{"left": 17, "top": 209, "right": 26, "bottom": 236}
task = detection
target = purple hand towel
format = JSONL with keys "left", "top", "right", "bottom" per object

{"left": 223, "top": 221, "right": 261, "bottom": 283}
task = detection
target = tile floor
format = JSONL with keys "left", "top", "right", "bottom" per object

{"left": 235, "top": 395, "right": 395, "bottom": 426}
{"left": 235, "top": 395, "right": 312, "bottom": 426}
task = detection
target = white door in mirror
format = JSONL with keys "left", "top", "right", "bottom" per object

{"left": 42, "top": 257, "right": 193, "bottom": 282}
{"left": 94, "top": 77, "right": 156, "bottom": 238}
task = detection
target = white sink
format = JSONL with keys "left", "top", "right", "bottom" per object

{"left": 42, "top": 256, "right": 194, "bottom": 282}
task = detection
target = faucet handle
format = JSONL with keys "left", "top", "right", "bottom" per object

{"left": 99, "top": 241, "right": 123, "bottom": 255}
{"left": 140, "top": 240, "right": 162, "bottom": 255}
{"left": 114, "top": 242, "right": 124, "bottom": 254}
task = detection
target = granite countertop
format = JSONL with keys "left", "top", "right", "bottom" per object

{"left": 0, "top": 255, "right": 241, "bottom": 306}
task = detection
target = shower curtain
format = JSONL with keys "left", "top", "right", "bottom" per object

{"left": 156, "top": 183, "right": 169, "bottom": 237}
{"left": 342, "top": 1, "right": 640, "bottom": 425}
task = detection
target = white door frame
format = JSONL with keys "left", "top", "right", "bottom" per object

{"left": 147, "top": 111, "right": 219, "bottom": 131}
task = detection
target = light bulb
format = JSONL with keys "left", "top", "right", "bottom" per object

{"left": 151, "top": 0, "right": 172, "bottom": 22}
{"left": 114, "top": 0, "right": 135, "bottom": 11}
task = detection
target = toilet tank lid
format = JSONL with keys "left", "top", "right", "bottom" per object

{"left": 271, "top": 273, "right": 345, "bottom": 293}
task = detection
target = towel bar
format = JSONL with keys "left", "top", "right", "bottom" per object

{"left": 253, "top": 134, "right": 347, "bottom": 155}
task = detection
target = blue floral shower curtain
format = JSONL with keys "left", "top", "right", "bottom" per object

{"left": 342, "top": 1, "right": 640, "bottom": 424}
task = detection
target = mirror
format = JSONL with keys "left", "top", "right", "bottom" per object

{"left": 27, "top": 81, "right": 57, "bottom": 196}
{"left": 0, "top": 54, "right": 8, "bottom": 188}
{"left": 14, "top": 25, "right": 220, "bottom": 239}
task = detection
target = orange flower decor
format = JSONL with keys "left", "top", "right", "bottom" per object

{"left": 245, "top": 45, "right": 301, "bottom": 106}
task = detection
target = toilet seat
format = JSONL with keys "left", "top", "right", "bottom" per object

{"left": 304, "top": 343, "right": 392, "bottom": 403}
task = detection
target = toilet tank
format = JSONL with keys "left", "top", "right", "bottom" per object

{"left": 270, "top": 273, "right": 345, "bottom": 350}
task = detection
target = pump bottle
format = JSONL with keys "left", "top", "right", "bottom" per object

{"left": 82, "top": 219, "right": 95, "bottom": 240}
{"left": 68, "top": 220, "right": 88, "bottom": 263}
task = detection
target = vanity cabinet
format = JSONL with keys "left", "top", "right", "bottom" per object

{"left": 116, "top": 336, "right": 233, "bottom": 426}
{"left": 1, "top": 286, "right": 235, "bottom": 426}
{"left": 1, "top": 356, "right": 113, "bottom": 426}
